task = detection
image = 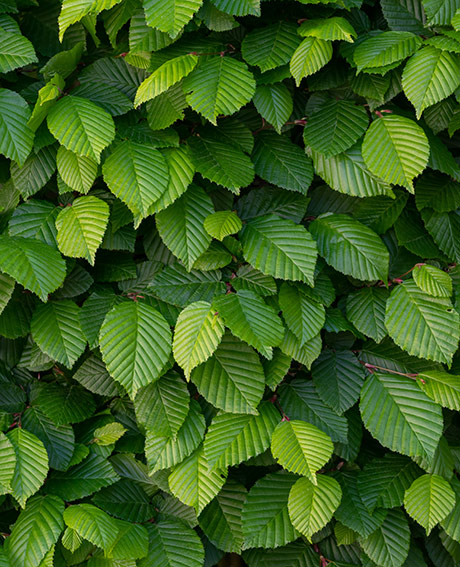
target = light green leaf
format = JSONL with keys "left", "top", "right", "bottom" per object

{"left": 271, "top": 420, "right": 333, "bottom": 484}
{"left": 169, "top": 445, "right": 227, "bottom": 514}
{"left": 173, "top": 300, "right": 225, "bottom": 379}
{"left": 56, "top": 146, "right": 98, "bottom": 194}
{"left": 204, "top": 211, "right": 242, "bottom": 240}
{"left": 31, "top": 300, "right": 87, "bottom": 368}
{"left": 298, "top": 17, "right": 357, "bottom": 42}
{"left": 135, "top": 372, "right": 190, "bottom": 438}
{"left": 412, "top": 264, "right": 452, "bottom": 298}
{"left": 279, "top": 331, "right": 322, "bottom": 370}
{"left": 191, "top": 332, "right": 265, "bottom": 414}
{"left": 134, "top": 54, "right": 198, "bottom": 107}
{"left": 242, "top": 471, "right": 299, "bottom": 550}
{"left": 213, "top": 290, "right": 284, "bottom": 359}
{"left": 354, "top": 31, "right": 421, "bottom": 72}
{"left": 8, "top": 495, "right": 64, "bottom": 567}
{"left": 63, "top": 503, "right": 119, "bottom": 550}
{"left": 0, "top": 30, "right": 37, "bottom": 73}
{"left": 93, "top": 423, "right": 127, "bottom": 446}
{"left": 402, "top": 46, "right": 460, "bottom": 118}
{"left": 241, "top": 214, "right": 317, "bottom": 285}
{"left": 309, "top": 214, "right": 389, "bottom": 282}
{"left": 58, "top": 0, "right": 122, "bottom": 40}
{"left": 0, "top": 432, "right": 16, "bottom": 494}
{"left": 56, "top": 196, "right": 109, "bottom": 265}
{"left": 210, "top": 0, "right": 259, "bottom": 16}
{"left": 99, "top": 301, "right": 172, "bottom": 398}
{"left": 304, "top": 100, "right": 368, "bottom": 158}
{"left": 47, "top": 96, "right": 115, "bottom": 163}
{"left": 0, "top": 89, "right": 34, "bottom": 166}
{"left": 404, "top": 474, "right": 455, "bottom": 534}
{"left": 143, "top": 0, "right": 203, "bottom": 37}
{"left": 279, "top": 283, "right": 325, "bottom": 345}
{"left": 418, "top": 370, "right": 460, "bottom": 411}
{"left": 102, "top": 141, "right": 169, "bottom": 218}
{"left": 360, "top": 372, "right": 443, "bottom": 463}
{"left": 156, "top": 184, "right": 214, "bottom": 271}
{"left": 241, "top": 22, "right": 301, "bottom": 72}
{"left": 385, "top": 280, "right": 460, "bottom": 365}
{"left": 346, "top": 287, "right": 389, "bottom": 343}
{"left": 204, "top": 402, "right": 280, "bottom": 469}
{"left": 288, "top": 475, "right": 342, "bottom": 541}
{"left": 362, "top": 115, "right": 430, "bottom": 191}
{"left": 290, "top": 38, "right": 333, "bottom": 86}
{"left": 183, "top": 57, "right": 255, "bottom": 125}
{"left": 7, "top": 428, "right": 49, "bottom": 507}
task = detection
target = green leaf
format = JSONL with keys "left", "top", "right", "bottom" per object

{"left": 423, "top": 0, "right": 460, "bottom": 26}
{"left": 107, "top": 518, "right": 148, "bottom": 560}
{"left": 63, "top": 503, "right": 119, "bottom": 550}
{"left": 0, "top": 432, "right": 16, "bottom": 494}
{"left": 412, "top": 264, "right": 452, "bottom": 298}
{"left": 358, "top": 453, "right": 422, "bottom": 512}
{"left": 134, "top": 54, "right": 198, "bottom": 107}
{"left": 173, "top": 300, "right": 225, "bottom": 378}
{"left": 213, "top": 290, "right": 284, "bottom": 359}
{"left": 191, "top": 332, "right": 265, "bottom": 414}
{"left": 204, "top": 211, "right": 242, "bottom": 240}
{"left": 143, "top": 0, "right": 203, "bottom": 37}
{"left": 169, "top": 445, "right": 227, "bottom": 514}
{"left": 404, "top": 474, "right": 455, "bottom": 534}
{"left": 151, "top": 263, "right": 226, "bottom": 307}
{"left": 183, "top": 57, "right": 255, "bottom": 125}
{"left": 241, "top": 22, "right": 300, "bottom": 72}
{"left": 361, "top": 509, "right": 410, "bottom": 567}
{"left": 417, "top": 370, "right": 460, "bottom": 411}
{"left": 252, "top": 84, "right": 293, "bottom": 134}
{"left": 354, "top": 31, "right": 421, "bottom": 72}
{"left": 203, "top": 402, "right": 280, "bottom": 469}
{"left": 385, "top": 280, "right": 460, "bottom": 365}
{"left": 309, "top": 214, "right": 389, "bottom": 282}
{"left": 47, "top": 96, "right": 115, "bottom": 163}
{"left": 93, "top": 423, "right": 127, "bottom": 445}
{"left": 99, "top": 301, "right": 172, "bottom": 398}
{"left": 8, "top": 495, "right": 64, "bottom": 567}
{"left": 145, "top": 398, "right": 205, "bottom": 473}
{"left": 304, "top": 100, "right": 368, "bottom": 158}
{"left": 287, "top": 475, "right": 342, "bottom": 541}
{"left": 360, "top": 372, "right": 443, "bottom": 463}
{"left": 102, "top": 141, "right": 169, "bottom": 219}
{"left": 402, "top": 46, "right": 460, "bottom": 118}
{"left": 56, "top": 196, "right": 109, "bottom": 265}
{"left": 156, "top": 184, "right": 214, "bottom": 271}
{"left": 139, "top": 519, "right": 204, "bottom": 567}
{"left": 135, "top": 372, "right": 190, "bottom": 437}
{"left": 312, "top": 350, "right": 365, "bottom": 414}
{"left": 232, "top": 265, "right": 277, "bottom": 297}
{"left": 252, "top": 132, "right": 313, "bottom": 194}
{"left": 242, "top": 471, "right": 299, "bottom": 550}
{"left": 58, "top": 0, "right": 122, "bottom": 40}
{"left": 290, "top": 38, "right": 333, "bottom": 86}
{"left": 11, "top": 145, "right": 57, "bottom": 198}
{"left": 22, "top": 407, "right": 75, "bottom": 471}
{"left": 421, "top": 208, "right": 460, "bottom": 262}
{"left": 271, "top": 420, "right": 333, "bottom": 484}
{"left": 0, "top": 89, "right": 34, "bottom": 166}
{"left": 279, "top": 283, "right": 326, "bottom": 345}
{"left": 7, "top": 428, "right": 49, "bottom": 507}
{"left": 311, "top": 143, "right": 393, "bottom": 199}
{"left": 36, "top": 382, "right": 95, "bottom": 425}
{"left": 56, "top": 146, "right": 98, "bottom": 194}
{"left": 199, "top": 480, "right": 246, "bottom": 553}
{"left": 346, "top": 287, "right": 389, "bottom": 343}
{"left": 187, "top": 136, "right": 255, "bottom": 192}
{"left": 298, "top": 17, "right": 357, "bottom": 42}
{"left": 362, "top": 115, "right": 430, "bottom": 192}
{"left": 46, "top": 452, "right": 120, "bottom": 501}
{"left": 241, "top": 214, "right": 317, "bottom": 285}
{"left": 31, "top": 300, "right": 87, "bottom": 368}
{"left": 0, "top": 273, "right": 15, "bottom": 317}
{"left": 0, "top": 30, "right": 37, "bottom": 73}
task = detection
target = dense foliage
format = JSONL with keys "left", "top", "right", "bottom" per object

{"left": 1, "top": 0, "right": 460, "bottom": 565}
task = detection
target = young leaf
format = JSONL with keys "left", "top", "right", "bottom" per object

{"left": 290, "top": 38, "right": 333, "bottom": 86}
